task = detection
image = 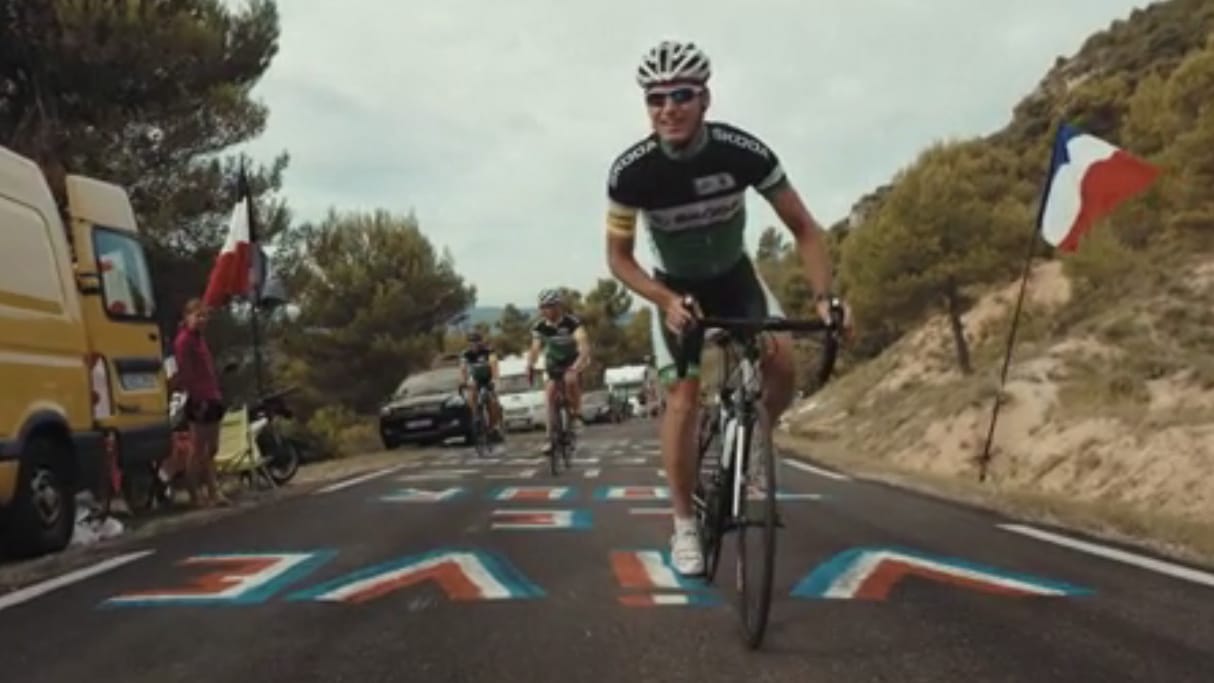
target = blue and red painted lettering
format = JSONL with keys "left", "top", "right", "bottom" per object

{"left": 287, "top": 549, "right": 544, "bottom": 604}
{"left": 792, "top": 547, "right": 1094, "bottom": 600}
{"left": 101, "top": 551, "right": 335, "bottom": 607}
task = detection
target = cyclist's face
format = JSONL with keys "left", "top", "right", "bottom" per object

{"left": 540, "top": 303, "right": 560, "bottom": 320}
{"left": 645, "top": 84, "right": 707, "bottom": 144}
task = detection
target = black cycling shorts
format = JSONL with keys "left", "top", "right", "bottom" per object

{"left": 545, "top": 357, "right": 579, "bottom": 382}
{"left": 652, "top": 255, "right": 782, "bottom": 384}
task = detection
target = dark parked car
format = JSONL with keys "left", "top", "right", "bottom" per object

{"left": 379, "top": 366, "right": 473, "bottom": 449}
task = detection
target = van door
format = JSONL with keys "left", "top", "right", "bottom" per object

{"left": 64, "top": 176, "right": 168, "bottom": 469}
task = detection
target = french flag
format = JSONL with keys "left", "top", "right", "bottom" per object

{"left": 202, "top": 194, "right": 253, "bottom": 308}
{"left": 1038, "top": 123, "right": 1160, "bottom": 253}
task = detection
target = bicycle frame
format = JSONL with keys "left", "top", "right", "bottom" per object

{"left": 717, "top": 334, "right": 765, "bottom": 520}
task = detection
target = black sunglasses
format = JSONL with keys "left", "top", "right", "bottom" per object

{"left": 645, "top": 87, "right": 700, "bottom": 107}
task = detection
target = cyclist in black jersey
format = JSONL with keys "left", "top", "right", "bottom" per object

{"left": 460, "top": 331, "right": 503, "bottom": 441}
{"left": 605, "top": 39, "right": 853, "bottom": 576}
{"left": 527, "top": 289, "right": 592, "bottom": 454}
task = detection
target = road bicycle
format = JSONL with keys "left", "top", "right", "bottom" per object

{"left": 532, "top": 368, "right": 577, "bottom": 476}
{"left": 547, "top": 377, "right": 575, "bottom": 475}
{"left": 468, "top": 383, "right": 495, "bottom": 459}
{"left": 677, "top": 297, "right": 844, "bottom": 649}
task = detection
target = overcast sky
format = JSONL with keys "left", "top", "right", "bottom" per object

{"left": 241, "top": 0, "right": 1149, "bottom": 307}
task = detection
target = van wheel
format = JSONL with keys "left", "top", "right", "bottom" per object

{"left": 6, "top": 437, "right": 75, "bottom": 558}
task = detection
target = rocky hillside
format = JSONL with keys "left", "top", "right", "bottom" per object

{"left": 785, "top": 254, "right": 1214, "bottom": 562}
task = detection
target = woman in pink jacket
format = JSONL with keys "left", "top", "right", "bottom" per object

{"left": 172, "top": 299, "right": 231, "bottom": 507}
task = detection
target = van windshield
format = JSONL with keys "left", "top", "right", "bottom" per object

{"left": 94, "top": 227, "right": 156, "bottom": 320}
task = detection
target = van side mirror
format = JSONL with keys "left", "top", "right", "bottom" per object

{"left": 75, "top": 272, "right": 101, "bottom": 295}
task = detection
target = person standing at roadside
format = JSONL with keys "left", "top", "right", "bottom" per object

{"left": 172, "top": 298, "right": 231, "bottom": 507}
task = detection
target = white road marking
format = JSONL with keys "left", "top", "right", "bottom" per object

{"left": 999, "top": 524, "right": 1214, "bottom": 589}
{"left": 314, "top": 466, "right": 403, "bottom": 494}
{"left": 584, "top": 469, "right": 601, "bottom": 479}
{"left": 783, "top": 458, "right": 851, "bottom": 481}
{"left": 0, "top": 551, "right": 154, "bottom": 612}
{"left": 629, "top": 507, "right": 672, "bottom": 516}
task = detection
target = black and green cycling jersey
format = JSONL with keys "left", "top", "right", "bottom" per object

{"left": 461, "top": 345, "right": 495, "bottom": 384}
{"left": 532, "top": 314, "right": 582, "bottom": 367}
{"left": 605, "top": 121, "right": 789, "bottom": 280}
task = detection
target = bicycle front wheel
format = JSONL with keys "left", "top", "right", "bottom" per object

{"left": 548, "top": 401, "right": 562, "bottom": 476}
{"left": 734, "top": 404, "right": 777, "bottom": 650}
{"left": 694, "top": 405, "right": 725, "bottom": 583}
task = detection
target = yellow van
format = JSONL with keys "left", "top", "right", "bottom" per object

{"left": 0, "top": 145, "right": 168, "bottom": 557}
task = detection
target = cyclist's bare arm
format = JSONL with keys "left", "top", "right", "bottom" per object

{"left": 763, "top": 184, "right": 833, "bottom": 299}
{"left": 490, "top": 353, "right": 500, "bottom": 382}
{"left": 526, "top": 337, "right": 542, "bottom": 379}
{"left": 573, "top": 327, "right": 591, "bottom": 372}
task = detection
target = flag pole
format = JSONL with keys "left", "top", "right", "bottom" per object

{"left": 976, "top": 121, "right": 1062, "bottom": 482}
{"left": 976, "top": 226, "right": 1037, "bottom": 482}
{"left": 242, "top": 159, "right": 267, "bottom": 400}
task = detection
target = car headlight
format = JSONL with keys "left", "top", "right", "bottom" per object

{"left": 444, "top": 395, "right": 466, "bottom": 409}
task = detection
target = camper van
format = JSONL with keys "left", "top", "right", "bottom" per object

{"left": 605, "top": 364, "right": 659, "bottom": 418}
{"left": 0, "top": 145, "right": 168, "bottom": 557}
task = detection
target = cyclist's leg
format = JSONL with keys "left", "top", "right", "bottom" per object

{"left": 721, "top": 257, "right": 794, "bottom": 445}
{"left": 565, "top": 360, "right": 582, "bottom": 423}
{"left": 465, "top": 383, "right": 480, "bottom": 423}
{"left": 651, "top": 288, "right": 706, "bottom": 575}
{"left": 542, "top": 365, "right": 561, "bottom": 451}
{"left": 736, "top": 257, "right": 796, "bottom": 427}
{"left": 486, "top": 382, "right": 503, "bottom": 432}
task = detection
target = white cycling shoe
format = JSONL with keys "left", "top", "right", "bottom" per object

{"left": 670, "top": 526, "right": 705, "bottom": 576}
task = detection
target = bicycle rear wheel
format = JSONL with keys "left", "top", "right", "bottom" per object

{"left": 734, "top": 404, "right": 777, "bottom": 650}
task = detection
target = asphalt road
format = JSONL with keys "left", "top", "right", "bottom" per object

{"left": 2, "top": 420, "right": 1213, "bottom": 682}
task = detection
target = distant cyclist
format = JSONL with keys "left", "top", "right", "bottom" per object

{"left": 460, "top": 331, "right": 503, "bottom": 440}
{"left": 603, "top": 39, "right": 852, "bottom": 575}
{"left": 527, "top": 289, "right": 591, "bottom": 454}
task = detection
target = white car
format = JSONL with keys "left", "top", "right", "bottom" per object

{"left": 496, "top": 367, "right": 547, "bottom": 431}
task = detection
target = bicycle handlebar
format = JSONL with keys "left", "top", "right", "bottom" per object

{"left": 674, "top": 298, "right": 845, "bottom": 390}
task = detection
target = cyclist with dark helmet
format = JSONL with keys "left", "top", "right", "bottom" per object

{"left": 460, "top": 331, "right": 503, "bottom": 441}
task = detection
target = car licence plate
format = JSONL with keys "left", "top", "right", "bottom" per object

{"left": 406, "top": 418, "right": 432, "bottom": 429}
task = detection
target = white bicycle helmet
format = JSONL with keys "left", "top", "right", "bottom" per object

{"left": 636, "top": 40, "right": 712, "bottom": 89}
{"left": 538, "top": 288, "right": 562, "bottom": 306}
